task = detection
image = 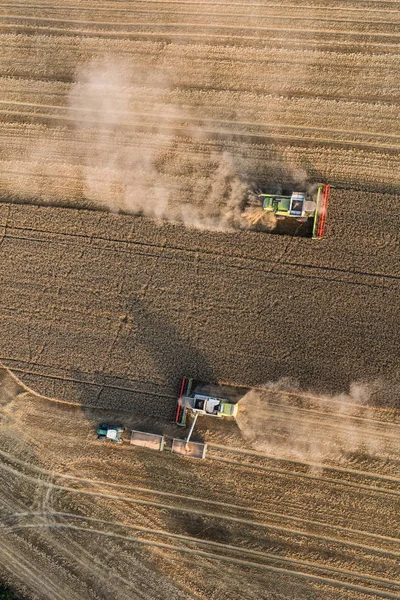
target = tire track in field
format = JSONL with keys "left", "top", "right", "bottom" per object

{"left": 1, "top": 24, "right": 399, "bottom": 52}
{"left": 1, "top": 445, "right": 399, "bottom": 556}
{"left": 6, "top": 521, "right": 400, "bottom": 599}
{"left": 2, "top": 15, "right": 400, "bottom": 38}
{"left": 2, "top": 108, "right": 400, "bottom": 152}
{"left": 2, "top": 101, "right": 400, "bottom": 144}
{"left": 1, "top": 12, "right": 399, "bottom": 29}
{"left": 3, "top": 2, "right": 400, "bottom": 16}
{"left": 7, "top": 512, "right": 400, "bottom": 592}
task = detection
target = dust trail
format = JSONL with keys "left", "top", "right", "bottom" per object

{"left": 1, "top": 55, "right": 314, "bottom": 231}
{"left": 236, "top": 378, "right": 400, "bottom": 465}
{"left": 67, "top": 57, "right": 252, "bottom": 229}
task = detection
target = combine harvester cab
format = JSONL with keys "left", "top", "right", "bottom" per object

{"left": 258, "top": 183, "right": 330, "bottom": 238}
{"left": 175, "top": 377, "right": 239, "bottom": 426}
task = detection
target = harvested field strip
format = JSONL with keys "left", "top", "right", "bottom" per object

{"left": 2, "top": 16, "right": 400, "bottom": 39}
{"left": 7, "top": 522, "right": 400, "bottom": 599}
{"left": 3, "top": 3, "right": 400, "bottom": 17}
{"left": 1, "top": 449, "right": 399, "bottom": 555}
{"left": 225, "top": 384, "right": 400, "bottom": 418}
{"left": 1, "top": 25, "right": 399, "bottom": 51}
{"left": 2, "top": 116, "right": 399, "bottom": 154}
{"left": 0, "top": 542, "right": 75, "bottom": 600}
{"left": 235, "top": 409, "right": 400, "bottom": 441}
{"left": 9, "top": 512, "right": 400, "bottom": 572}
{"left": 1, "top": 46, "right": 398, "bottom": 74}
{"left": 208, "top": 445, "right": 400, "bottom": 483}
{"left": 1, "top": 13, "right": 399, "bottom": 31}
{"left": 237, "top": 400, "right": 400, "bottom": 428}
{"left": 3, "top": 101, "right": 400, "bottom": 143}
{"left": 207, "top": 456, "right": 400, "bottom": 496}
{"left": 2, "top": 438, "right": 399, "bottom": 502}
{"left": 8, "top": 514, "right": 400, "bottom": 592}
{"left": 1, "top": 448, "right": 400, "bottom": 557}
{"left": 4, "top": 0, "right": 400, "bottom": 8}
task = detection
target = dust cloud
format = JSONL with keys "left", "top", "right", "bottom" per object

{"left": 68, "top": 57, "right": 251, "bottom": 230}
{"left": 236, "top": 378, "right": 399, "bottom": 464}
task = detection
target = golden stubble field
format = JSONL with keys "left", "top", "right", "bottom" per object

{"left": 1, "top": 367, "right": 400, "bottom": 600}
{"left": 0, "top": 1, "right": 399, "bottom": 599}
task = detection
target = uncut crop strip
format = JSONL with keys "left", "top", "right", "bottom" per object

{"left": 0, "top": 228, "right": 397, "bottom": 295}
{"left": 1, "top": 217, "right": 399, "bottom": 286}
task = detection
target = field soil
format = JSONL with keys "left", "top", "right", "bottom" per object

{"left": 0, "top": 1, "right": 399, "bottom": 599}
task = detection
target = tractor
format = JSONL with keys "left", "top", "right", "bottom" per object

{"left": 96, "top": 424, "right": 124, "bottom": 443}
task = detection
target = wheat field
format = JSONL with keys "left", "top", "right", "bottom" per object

{"left": 0, "top": 2, "right": 399, "bottom": 600}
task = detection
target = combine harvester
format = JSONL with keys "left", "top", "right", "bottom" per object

{"left": 129, "top": 377, "right": 243, "bottom": 459}
{"left": 245, "top": 183, "right": 331, "bottom": 238}
{"left": 172, "top": 377, "right": 241, "bottom": 458}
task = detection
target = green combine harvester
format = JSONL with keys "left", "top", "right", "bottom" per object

{"left": 175, "top": 377, "right": 240, "bottom": 427}
{"left": 246, "top": 184, "right": 330, "bottom": 238}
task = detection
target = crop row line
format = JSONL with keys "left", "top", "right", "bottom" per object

{"left": 0, "top": 456, "right": 399, "bottom": 561}
{"left": 3, "top": 2, "right": 400, "bottom": 15}
{"left": 1, "top": 219, "right": 399, "bottom": 285}
{"left": 7, "top": 513, "right": 400, "bottom": 594}
{"left": 2, "top": 108, "right": 400, "bottom": 152}
{"left": 2, "top": 100, "right": 400, "bottom": 142}
{"left": 2, "top": 13, "right": 400, "bottom": 27}
{"left": 1, "top": 24, "right": 399, "bottom": 50}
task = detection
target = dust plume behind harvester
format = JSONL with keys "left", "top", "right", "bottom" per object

{"left": 243, "top": 183, "right": 331, "bottom": 238}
